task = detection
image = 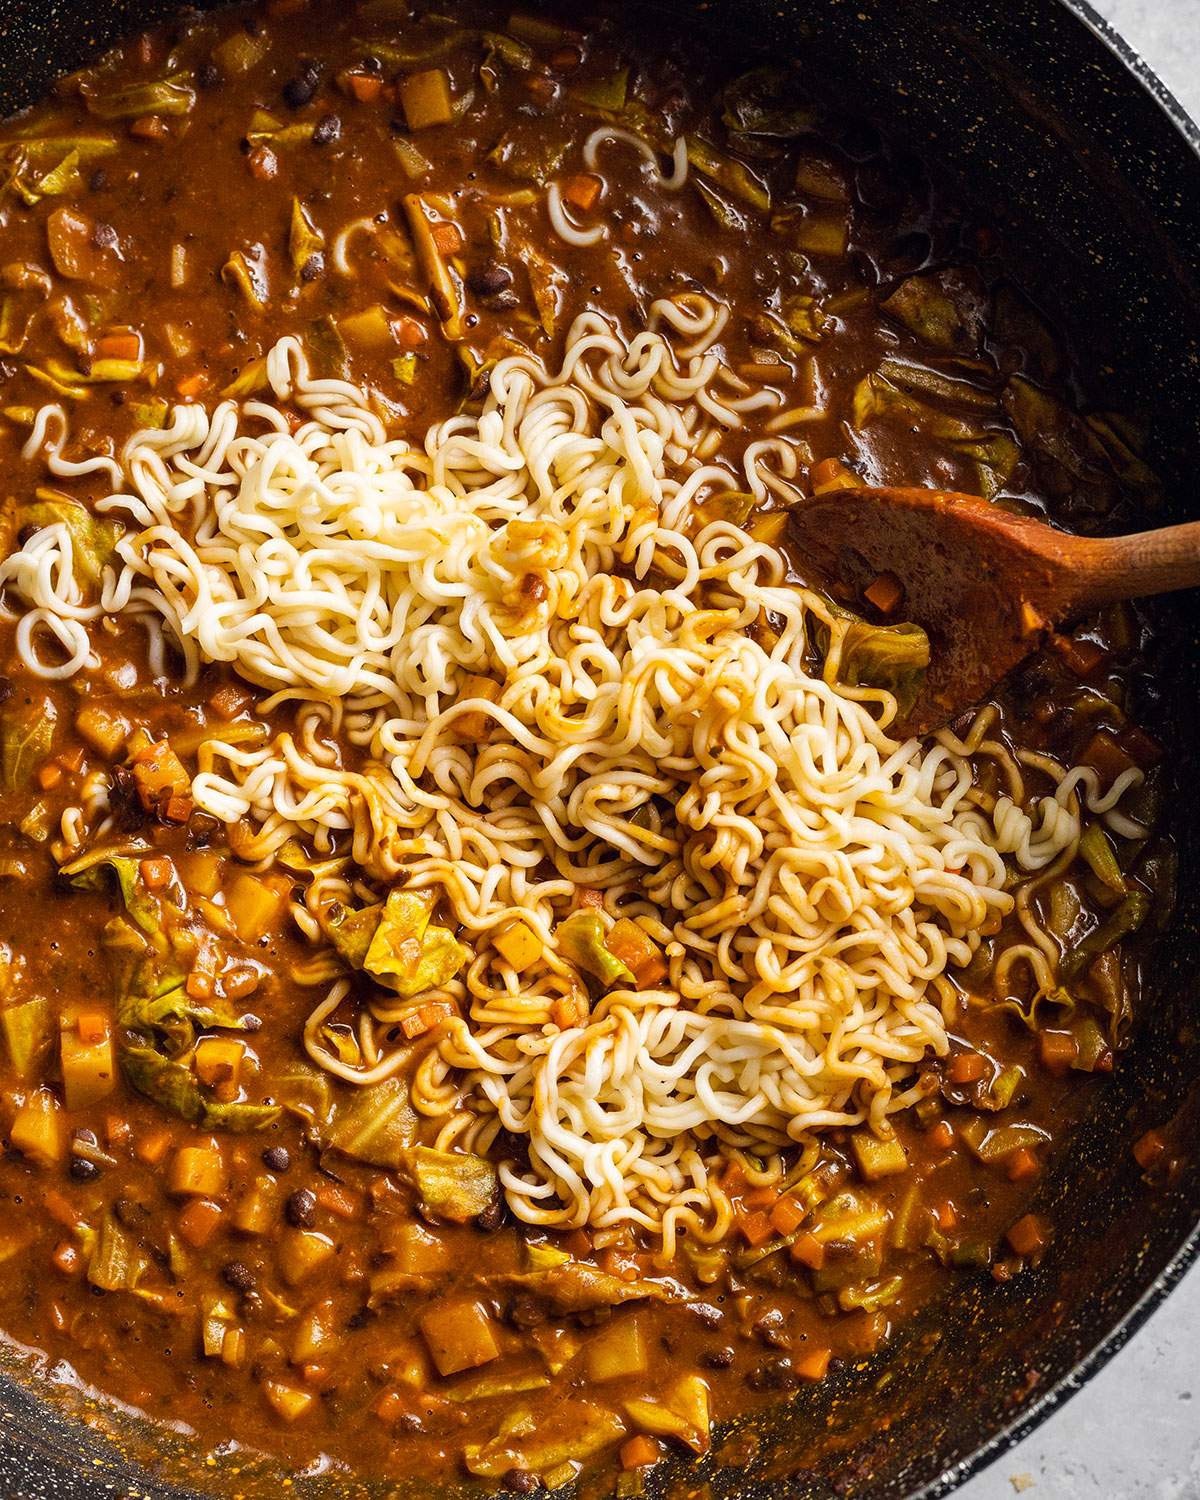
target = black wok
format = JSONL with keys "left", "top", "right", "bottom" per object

{"left": 0, "top": 1, "right": 1196, "bottom": 1496}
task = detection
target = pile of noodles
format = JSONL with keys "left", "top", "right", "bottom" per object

{"left": 1, "top": 295, "right": 1143, "bottom": 1253}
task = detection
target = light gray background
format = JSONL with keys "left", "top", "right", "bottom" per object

{"left": 959, "top": 2, "right": 1200, "bottom": 1498}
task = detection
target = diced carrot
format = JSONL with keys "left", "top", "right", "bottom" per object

{"left": 316, "top": 1182, "right": 362, "bottom": 1220}
{"left": 186, "top": 968, "right": 215, "bottom": 1001}
{"left": 400, "top": 1000, "right": 453, "bottom": 1040}
{"left": 809, "top": 457, "right": 858, "bottom": 495}
{"left": 374, "top": 1388, "right": 407, "bottom": 1423}
{"left": 575, "top": 886, "right": 604, "bottom": 911}
{"left": 139, "top": 856, "right": 173, "bottom": 890}
{"left": 57, "top": 745, "right": 85, "bottom": 773}
{"left": 1079, "top": 728, "right": 1136, "bottom": 785}
{"left": 129, "top": 115, "right": 169, "bottom": 141}
{"left": 177, "top": 1198, "right": 223, "bottom": 1248}
{"left": 551, "top": 994, "right": 588, "bottom": 1029}
{"left": 96, "top": 330, "right": 142, "bottom": 362}
{"left": 1005, "top": 1147, "right": 1040, "bottom": 1182}
{"left": 36, "top": 762, "right": 63, "bottom": 790}
{"left": 560, "top": 173, "right": 602, "bottom": 213}
{"left": 134, "top": 1126, "right": 173, "bottom": 1167}
{"left": 1118, "top": 722, "right": 1162, "bottom": 769}
{"left": 863, "top": 570, "right": 903, "bottom": 616}
{"left": 926, "top": 1119, "right": 955, "bottom": 1152}
{"left": 742, "top": 1184, "right": 778, "bottom": 1211}
{"left": 620, "top": 1435, "right": 661, "bottom": 1469}
{"left": 51, "top": 1241, "right": 81, "bottom": 1275}
{"left": 176, "top": 372, "right": 209, "bottom": 399}
{"left": 524, "top": 75, "right": 556, "bottom": 105}
{"left": 564, "top": 1228, "right": 592, "bottom": 1259}
{"left": 208, "top": 682, "right": 252, "bottom": 718}
{"left": 75, "top": 1009, "right": 109, "bottom": 1045}
{"left": 1039, "top": 1030, "right": 1079, "bottom": 1075}
{"left": 770, "top": 1194, "right": 806, "bottom": 1236}
{"left": 431, "top": 221, "right": 463, "bottom": 257}
{"left": 947, "top": 1051, "right": 987, "bottom": 1084}
{"left": 738, "top": 1209, "right": 773, "bottom": 1247}
{"left": 794, "top": 1346, "right": 831, "bottom": 1381}
{"left": 1132, "top": 1128, "right": 1166, "bottom": 1170}
{"left": 394, "top": 314, "right": 428, "bottom": 349}
{"left": 346, "top": 73, "right": 384, "bottom": 103}
{"left": 42, "top": 1189, "right": 83, "bottom": 1232}
{"left": 720, "top": 1159, "right": 747, "bottom": 1195}
{"left": 1051, "top": 632, "right": 1105, "bottom": 678}
{"left": 1005, "top": 1213, "right": 1048, "bottom": 1258}
{"left": 105, "top": 1114, "right": 131, "bottom": 1148}
{"left": 550, "top": 45, "right": 582, "bottom": 68}
{"left": 933, "top": 1200, "right": 958, "bottom": 1232}
{"left": 247, "top": 144, "right": 278, "bottom": 181}
{"left": 789, "top": 1231, "right": 825, "bottom": 1270}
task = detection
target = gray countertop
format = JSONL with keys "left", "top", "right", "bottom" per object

{"left": 959, "top": 2, "right": 1200, "bottom": 1498}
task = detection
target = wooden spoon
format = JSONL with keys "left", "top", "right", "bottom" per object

{"left": 787, "top": 486, "right": 1200, "bottom": 736}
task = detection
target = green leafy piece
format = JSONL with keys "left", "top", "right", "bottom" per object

{"left": 693, "top": 177, "right": 748, "bottom": 233}
{"left": 80, "top": 73, "right": 196, "bottom": 120}
{"left": 128, "top": 397, "right": 169, "bottom": 429}
{"left": 959, "top": 1117, "right": 1046, "bottom": 1162}
{"left": 833, "top": 615, "right": 931, "bottom": 717}
{"left": 722, "top": 67, "right": 814, "bottom": 140}
{"left": 567, "top": 69, "right": 629, "bottom": 112}
{"left": 487, "top": 126, "right": 570, "bottom": 185}
{"left": 351, "top": 22, "right": 465, "bottom": 64}
{"left": 119, "top": 984, "right": 252, "bottom": 1051}
{"left": 0, "top": 997, "right": 53, "bottom": 1083}
{"left": 1002, "top": 375, "right": 1121, "bottom": 512}
{"left": 0, "top": 696, "right": 56, "bottom": 793}
{"left": 222, "top": 357, "right": 269, "bottom": 398}
{"left": 119, "top": 1042, "right": 280, "bottom": 1131}
{"left": 451, "top": 1366, "right": 550, "bottom": 1402}
{"left": 363, "top": 888, "right": 468, "bottom": 997}
{"left": 288, "top": 198, "right": 324, "bottom": 282}
{"left": 393, "top": 353, "right": 418, "bottom": 384}
{"left": 0, "top": 297, "right": 32, "bottom": 356}
{"left": 273, "top": 1059, "right": 334, "bottom": 1129}
{"left": 212, "top": 29, "right": 270, "bottom": 76}
{"left": 221, "top": 248, "right": 268, "bottom": 310}
{"left": 323, "top": 1075, "right": 419, "bottom": 1168}
{"left": 87, "top": 1208, "right": 150, "bottom": 1291}
{"left": 465, "top": 1401, "right": 625, "bottom": 1480}
{"left": 21, "top": 496, "right": 122, "bottom": 585}
{"left": 1059, "top": 891, "right": 1150, "bottom": 982}
{"left": 1078, "top": 823, "right": 1127, "bottom": 895}
{"left": 556, "top": 911, "right": 633, "bottom": 988}
{"left": 1070, "top": 1015, "right": 1111, "bottom": 1071}
{"left": 325, "top": 899, "right": 383, "bottom": 969}
{"left": 0, "top": 134, "right": 118, "bottom": 166}
{"left": 686, "top": 136, "right": 770, "bottom": 212}
{"left": 479, "top": 31, "right": 534, "bottom": 90}
{"left": 62, "top": 849, "right": 159, "bottom": 935}
{"left": 500, "top": 1262, "right": 670, "bottom": 1314}
{"left": 307, "top": 316, "right": 350, "bottom": 380}
{"left": 32, "top": 149, "right": 83, "bottom": 198}
{"left": 880, "top": 269, "right": 987, "bottom": 353}
{"left": 401, "top": 1145, "right": 498, "bottom": 1222}
{"left": 624, "top": 1374, "right": 711, "bottom": 1454}
{"left": 838, "top": 1275, "right": 904, "bottom": 1313}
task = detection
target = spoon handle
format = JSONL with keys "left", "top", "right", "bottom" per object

{"left": 1064, "top": 521, "right": 1200, "bottom": 611}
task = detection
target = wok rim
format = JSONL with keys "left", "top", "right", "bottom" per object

{"left": 909, "top": 1, "right": 1200, "bottom": 1495}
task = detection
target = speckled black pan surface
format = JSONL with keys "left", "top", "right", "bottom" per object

{"left": 0, "top": 2, "right": 1196, "bottom": 1497}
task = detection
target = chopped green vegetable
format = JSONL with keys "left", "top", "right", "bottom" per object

{"left": 87, "top": 1208, "right": 150, "bottom": 1291}
{"left": 323, "top": 1074, "right": 419, "bottom": 1168}
{"left": 722, "top": 67, "right": 814, "bottom": 139}
{"left": 624, "top": 1374, "right": 710, "bottom": 1454}
{"left": 500, "top": 1262, "right": 671, "bottom": 1314}
{"left": 556, "top": 911, "right": 633, "bottom": 987}
{"left": 288, "top": 198, "right": 324, "bottom": 281}
{"left": 0, "top": 997, "right": 53, "bottom": 1083}
{"left": 63, "top": 849, "right": 160, "bottom": 936}
{"left": 568, "top": 69, "right": 629, "bottom": 112}
{"left": 1079, "top": 823, "right": 1127, "bottom": 895}
{"left": 832, "top": 614, "right": 931, "bottom": 717}
{"left": 363, "top": 888, "right": 468, "bottom": 997}
{"left": 880, "top": 270, "right": 986, "bottom": 353}
{"left": 465, "top": 1400, "right": 625, "bottom": 1480}
{"left": 0, "top": 696, "right": 56, "bottom": 793}
{"left": 306, "top": 317, "right": 350, "bottom": 380}
{"left": 686, "top": 136, "right": 770, "bottom": 212}
{"left": 119, "top": 1042, "right": 280, "bottom": 1131}
{"left": 221, "top": 248, "right": 268, "bottom": 310}
{"left": 488, "top": 126, "right": 571, "bottom": 185}
{"left": 401, "top": 1146, "right": 498, "bottom": 1222}
{"left": 79, "top": 73, "right": 196, "bottom": 120}
{"left": 325, "top": 899, "right": 383, "bottom": 969}
{"left": 1059, "top": 891, "right": 1150, "bottom": 981}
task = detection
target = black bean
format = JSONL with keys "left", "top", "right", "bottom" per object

{"left": 361, "top": 54, "right": 383, "bottom": 74}
{"left": 68, "top": 1157, "right": 99, "bottom": 1182}
{"left": 705, "top": 1346, "right": 736, "bottom": 1369}
{"left": 483, "top": 289, "right": 520, "bottom": 312}
{"left": 506, "top": 1293, "right": 546, "bottom": 1330}
{"left": 467, "top": 263, "right": 513, "bottom": 297}
{"left": 502, "top": 1469, "right": 538, "bottom": 1494}
{"left": 689, "top": 1302, "right": 724, "bottom": 1329}
{"left": 747, "top": 1356, "right": 797, "bottom": 1391}
{"left": 92, "top": 222, "right": 118, "bottom": 250}
{"left": 282, "top": 62, "right": 320, "bottom": 109}
{"left": 262, "top": 1146, "right": 291, "bottom": 1174}
{"left": 300, "top": 252, "right": 325, "bottom": 283}
{"left": 89, "top": 168, "right": 108, "bottom": 192}
{"left": 221, "top": 1260, "right": 256, "bottom": 1293}
{"left": 285, "top": 1187, "right": 317, "bottom": 1228}
{"left": 753, "top": 1309, "right": 791, "bottom": 1349}
{"left": 196, "top": 60, "right": 220, "bottom": 89}
{"left": 312, "top": 114, "right": 342, "bottom": 147}
{"left": 476, "top": 1196, "right": 505, "bottom": 1232}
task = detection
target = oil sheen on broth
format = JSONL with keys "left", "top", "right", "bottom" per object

{"left": 0, "top": 0, "right": 1175, "bottom": 1491}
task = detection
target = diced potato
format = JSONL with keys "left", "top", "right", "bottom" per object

{"left": 851, "top": 1131, "right": 909, "bottom": 1182}
{"left": 398, "top": 68, "right": 454, "bottom": 131}
{"left": 225, "top": 870, "right": 289, "bottom": 943}
{"left": 278, "top": 1229, "right": 336, "bottom": 1287}
{"left": 178, "top": 850, "right": 223, "bottom": 898}
{"left": 291, "top": 1297, "right": 339, "bottom": 1363}
{"left": 60, "top": 1018, "right": 116, "bottom": 1110}
{"left": 417, "top": 1298, "right": 500, "bottom": 1376}
{"left": 168, "top": 1145, "right": 226, "bottom": 1198}
{"left": 454, "top": 674, "right": 501, "bottom": 741}
{"left": 384, "top": 1335, "right": 428, "bottom": 1388}
{"left": 74, "top": 704, "right": 130, "bottom": 759}
{"left": 194, "top": 1036, "right": 245, "bottom": 1091}
{"left": 262, "top": 1379, "right": 315, "bottom": 1422}
{"left": 127, "top": 734, "right": 192, "bottom": 822}
{"left": 382, "top": 1220, "right": 454, "bottom": 1276}
{"left": 584, "top": 1311, "right": 647, "bottom": 1382}
{"left": 493, "top": 917, "right": 542, "bottom": 973}
{"left": 232, "top": 1180, "right": 276, "bottom": 1236}
{"left": 9, "top": 1087, "right": 65, "bottom": 1168}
